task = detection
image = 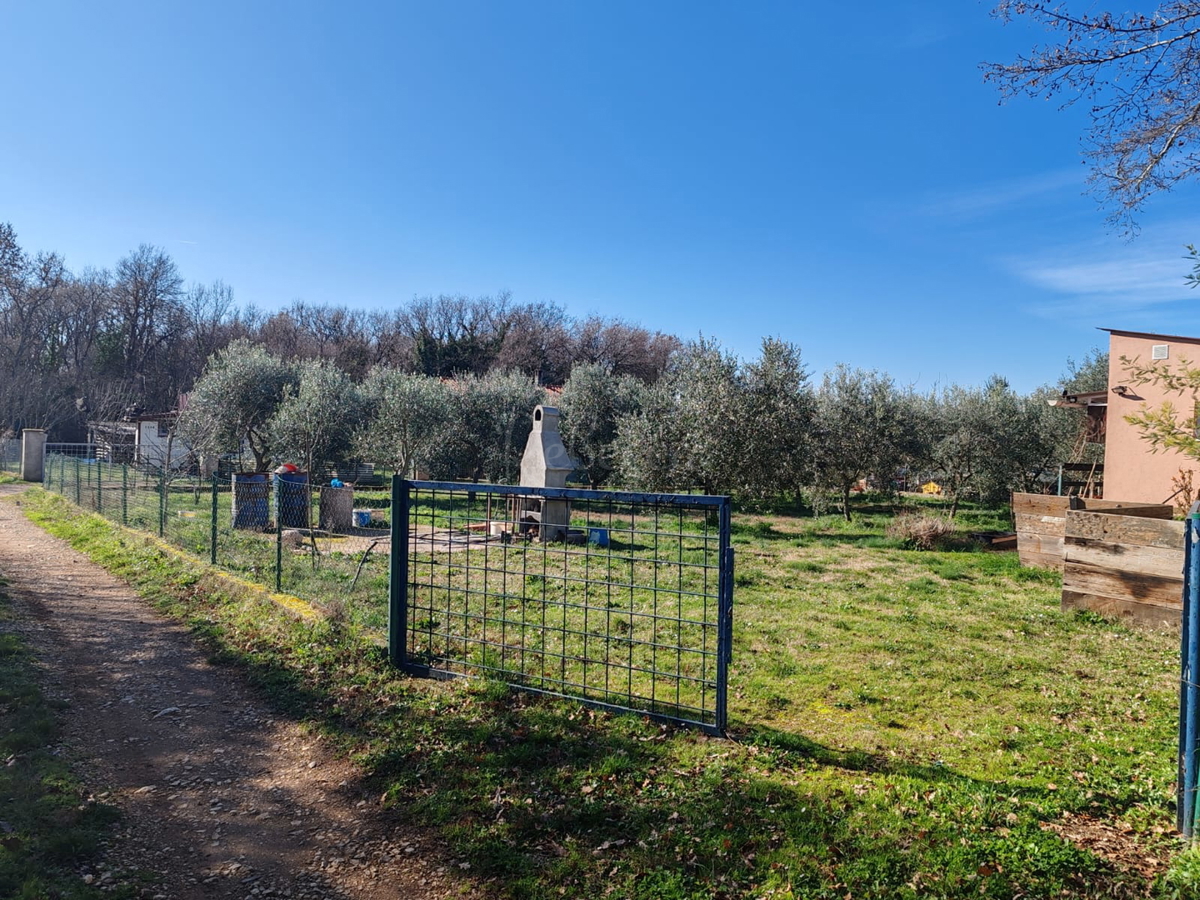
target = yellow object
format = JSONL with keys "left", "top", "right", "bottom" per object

{"left": 921, "top": 481, "right": 942, "bottom": 495}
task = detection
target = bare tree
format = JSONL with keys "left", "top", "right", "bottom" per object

{"left": 985, "top": 2, "right": 1200, "bottom": 227}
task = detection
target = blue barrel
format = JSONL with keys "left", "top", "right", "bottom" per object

{"left": 231, "top": 473, "right": 269, "bottom": 529}
{"left": 273, "top": 472, "right": 310, "bottom": 528}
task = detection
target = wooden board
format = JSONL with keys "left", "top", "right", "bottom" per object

{"left": 1012, "top": 492, "right": 1173, "bottom": 516}
{"left": 1015, "top": 512, "right": 1066, "bottom": 538}
{"left": 1064, "top": 511, "right": 1184, "bottom": 550}
{"left": 1064, "top": 538, "right": 1184, "bottom": 579}
{"left": 1012, "top": 493, "right": 1070, "bottom": 516}
{"left": 1062, "top": 590, "right": 1181, "bottom": 628}
{"left": 1016, "top": 531, "right": 1063, "bottom": 569}
{"left": 1062, "top": 561, "right": 1182, "bottom": 607}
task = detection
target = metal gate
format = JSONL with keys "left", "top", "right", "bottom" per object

{"left": 389, "top": 479, "right": 734, "bottom": 734}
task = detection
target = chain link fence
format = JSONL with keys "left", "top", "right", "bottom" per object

{"left": 0, "top": 438, "right": 19, "bottom": 475}
{"left": 41, "top": 450, "right": 394, "bottom": 631}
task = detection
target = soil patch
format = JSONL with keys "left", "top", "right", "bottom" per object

{"left": 0, "top": 484, "right": 463, "bottom": 899}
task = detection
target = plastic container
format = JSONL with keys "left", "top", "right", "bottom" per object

{"left": 587, "top": 527, "right": 609, "bottom": 547}
{"left": 273, "top": 471, "right": 310, "bottom": 528}
{"left": 232, "top": 473, "right": 269, "bottom": 529}
{"left": 319, "top": 485, "right": 354, "bottom": 532}
{"left": 353, "top": 509, "right": 372, "bottom": 528}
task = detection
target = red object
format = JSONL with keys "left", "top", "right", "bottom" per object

{"left": 273, "top": 463, "right": 299, "bottom": 475}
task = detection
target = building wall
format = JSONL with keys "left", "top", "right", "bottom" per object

{"left": 135, "top": 420, "right": 191, "bottom": 470}
{"left": 1105, "top": 331, "right": 1200, "bottom": 504}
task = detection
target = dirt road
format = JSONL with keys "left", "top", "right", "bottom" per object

{"left": 0, "top": 484, "right": 464, "bottom": 899}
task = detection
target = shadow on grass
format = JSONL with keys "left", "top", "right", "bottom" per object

{"left": 20, "top": 490, "right": 1151, "bottom": 900}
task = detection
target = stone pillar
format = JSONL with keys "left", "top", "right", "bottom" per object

{"left": 20, "top": 428, "right": 47, "bottom": 482}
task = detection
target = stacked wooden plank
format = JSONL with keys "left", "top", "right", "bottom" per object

{"left": 1012, "top": 492, "right": 1173, "bottom": 570}
{"left": 1061, "top": 510, "right": 1184, "bottom": 628}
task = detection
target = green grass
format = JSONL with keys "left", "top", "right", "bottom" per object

{"left": 0, "top": 575, "right": 130, "bottom": 899}
{"left": 13, "top": 487, "right": 1189, "bottom": 899}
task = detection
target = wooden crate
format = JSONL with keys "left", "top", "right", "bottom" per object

{"left": 1061, "top": 509, "right": 1184, "bottom": 628}
{"left": 1012, "top": 492, "right": 1173, "bottom": 570}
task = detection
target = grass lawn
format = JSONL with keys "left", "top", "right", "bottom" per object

{"left": 14, "top": 488, "right": 1193, "bottom": 899}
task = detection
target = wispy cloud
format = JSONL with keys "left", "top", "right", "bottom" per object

{"left": 920, "top": 169, "right": 1084, "bottom": 220}
{"left": 1004, "top": 228, "right": 1199, "bottom": 318}
{"left": 175, "top": 239, "right": 198, "bottom": 245}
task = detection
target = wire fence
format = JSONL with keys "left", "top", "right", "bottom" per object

{"left": 37, "top": 453, "right": 735, "bottom": 730}
{"left": 41, "top": 448, "right": 395, "bottom": 630}
{"left": 0, "top": 438, "right": 18, "bottom": 475}
{"left": 391, "top": 479, "right": 734, "bottom": 733}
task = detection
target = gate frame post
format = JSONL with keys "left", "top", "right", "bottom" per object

{"left": 1181, "top": 503, "right": 1200, "bottom": 837}
{"left": 716, "top": 498, "right": 733, "bottom": 735}
{"left": 388, "top": 476, "right": 410, "bottom": 668}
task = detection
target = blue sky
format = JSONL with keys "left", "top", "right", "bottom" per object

{"left": 3, "top": 1, "right": 1199, "bottom": 392}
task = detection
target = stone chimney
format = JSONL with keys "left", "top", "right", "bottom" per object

{"left": 520, "top": 406, "right": 574, "bottom": 489}
{"left": 518, "top": 406, "right": 576, "bottom": 541}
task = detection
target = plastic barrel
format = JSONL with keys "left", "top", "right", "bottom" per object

{"left": 232, "top": 473, "right": 269, "bottom": 529}
{"left": 273, "top": 472, "right": 310, "bottom": 528}
{"left": 319, "top": 485, "right": 354, "bottom": 532}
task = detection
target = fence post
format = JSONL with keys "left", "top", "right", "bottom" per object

{"left": 388, "top": 476, "right": 410, "bottom": 668}
{"left": 1180, "top": 502, "right": 1200, "bottom": 838}
{"left": 121, "top": 464, "right": 128, "bottom": 525}
{"left": 275, "top": 475, "right": 283, "bottom": 593}
{"left": 211, "top": 473, "right": 218, "bottom": 566}
{"left": 74, "top": 456, "right": 81, "bottom": 505}
{"left": 715, "top": 498, "right": 733, "bottom": 735}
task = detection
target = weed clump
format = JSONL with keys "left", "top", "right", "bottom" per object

{"left": 886, "top": 512, "right": 957, "bottom": 550}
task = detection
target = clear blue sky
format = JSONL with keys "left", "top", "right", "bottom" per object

{"left": 3, "top": 1, "right": 1198, "bottom": 392}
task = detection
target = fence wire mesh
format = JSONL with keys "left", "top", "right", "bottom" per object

{"left": 0, "top": 438, "right": 19, "bottom": 475}
{"left": 391, "top": 479, "right": 733, "bottom": 733}
{"left": 41, "top": 451, "right": 394, "bottom": 625}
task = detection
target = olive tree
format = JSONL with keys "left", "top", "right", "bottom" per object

{"left": 811, "top": 366, "right": 916, "bottom": 520}
{"left": 615, "top": 339, "right": 743, "bottom": 494}
{"left": 613, "top": 380, "right": 685, "bottom": 492}
{"left": 356, "top": 368, "right": 452, "bottom": 478}
{"left": 558, "top": 363, "right": 647, "bottom": 488}
{"left": 924, "top": 377, "right": 1037, "bottom": 516}
{"left": 426, "top": 370, "right": 545, "bottom": 484}
{"left": 738, "top": 337, "right": 815, "bottom": 502}
{"left": 179, "top": 340, "right": 298, "bottom": 472}
{"left": 270, "top": 359, "right": 368, "bottom": 475}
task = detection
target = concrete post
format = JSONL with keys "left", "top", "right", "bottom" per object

{"left": 20, "top": 428, "right": 47, "bottom": 482}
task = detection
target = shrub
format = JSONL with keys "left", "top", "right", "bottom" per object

{"left": 886, "top": 512, "right": 957, "bottom": 550}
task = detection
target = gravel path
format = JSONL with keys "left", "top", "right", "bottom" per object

{"left": 0, "top": 484, "right": 464, "bottom": 899}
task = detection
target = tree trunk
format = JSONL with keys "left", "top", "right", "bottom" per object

{"left": 842, "top": 485, "right": 852, "bottom": 521}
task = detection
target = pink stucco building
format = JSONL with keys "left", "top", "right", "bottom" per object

{"left": 1101, "top": 328, "right": 1200, "bottom": 505}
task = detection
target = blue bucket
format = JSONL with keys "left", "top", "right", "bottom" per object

{"left": 587, "top": 527, "right": 609, "bottom": 547}
{"left": 353, "top": 509, "right": 372, "bottom": 528}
